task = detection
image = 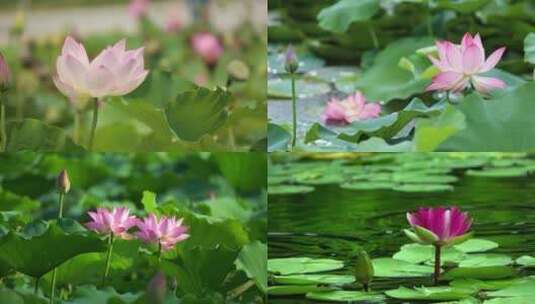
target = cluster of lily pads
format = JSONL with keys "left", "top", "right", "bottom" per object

{"left": 269, "top": 152, "right": 535, "bottom": 195}
{"left": 0, "top": 0, "right": 266, "bottom": 152}
{"left": 0, "top": 153, "right": 267, "bottom": 303}
{"left": 268, "top": 0, "right": 535, "bottom": 152}
{"left": 268, "top": 238, "right": 535, "bottom": 303}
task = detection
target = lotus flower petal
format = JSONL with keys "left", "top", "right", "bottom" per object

{"left": 426, "top": 33, "right": 506, "bottom": 94}
{"left": 321, "top": 91, "right": 381, "bottom": 125}
{"left": 406, "top": 207, "right": 472, "bottom": 245}
{"left": 54, "top": 36, "right": 148, "bottom": 102}
{"left": 85, "top": 207, "right": 138, "bottom": 240}
{"left": 136, "top": 214, "right": 189, "bottom": 252}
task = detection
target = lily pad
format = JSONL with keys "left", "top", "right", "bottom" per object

{"left": 385, "top": 286, "right": 475, "bottom": 301}
{"left": 268, "top": 257, "right": 344, "bottom": 275}
{"left": 268, "top": 185, "right": 315, "bottom": 195}
{"left": 450, "top": 278, "right": 532, "bottom": 291}
{"left": 373, "top": 258, "right": 435, "bottom": 278}
{"left": 267, "top": 285, "right": 333, "bottom": 296}
{"left": 273, "top": 274, "right": 355, "bottom": 286}
{"left": 340, "top": 181, "right": 395, "bottom": 191}
{"left": 466, "top": 167, "right": 531, "bottom": 178}
{"left": 516, "top": 256, "right": 535, "bottom": 267}
{"left": 459, "top": 254, "right": 513, "bottom": 268}
{"left": 306, "top": 290, "right": 386, "bottom": 302}
{"left": 442, "top": 266, "right": 517, "bottom": 281}
{"left": 317, "top": 0, "right": 380, "bottom": 33}
{"left": 393, "top": 243, "right": 466, "bottom": 265}
{"left": 268, "top": 78, "right": 331, "bottom": 99}
{"left": 487, "top": 279, "right": 535, "bottom": 297}
{"left": 392, "top": 183, "right": 454, "bottom": 192}
{"left": 454, "top": 239, "right": 500, "bottom": 253}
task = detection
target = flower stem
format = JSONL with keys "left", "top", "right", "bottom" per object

{"left": 157, "top": 241, "right": 162, "bottom": 264}
{"left": 50, "top": 191, "right": 65, "bottom": 303}
{"left": 290, "top": 75, "right": 297, "bottom": 150}
{"left": 88, "top": 99, "right": 99, "bottom": 152}
{"left": 34, "top": 277, "right": 40, "bottom": 295}
{"left": 368, "top": 23, "right": 379, "bottom": 49}
{"left": 73, "top": 110, "right": 81, "bottom": 144}
{"left": 102, "top": 233, "right": 115, "bottom": 285}
{"left": 426, "top": 5, "right": 433, "bottom": 36}
{"left": 433, "top": 244, "right": 441, "bottom": 285}
{"left": 0, "top": 95, "right": 6, "bottom": 152}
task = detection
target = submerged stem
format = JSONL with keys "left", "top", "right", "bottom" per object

{"left": 34, "top": 277, "right": 39, "bottom": 295}
{"left": 102, "top": 233, "right": 115, "bottom": 285}
{"left": 290, "top": 75, "right": 297, "bottom": 150}
{"left": 433, "top": 244, "right": 441, "bottom": 285}
{"left": 88, "top": 99, "right": 99, "bottom": 152}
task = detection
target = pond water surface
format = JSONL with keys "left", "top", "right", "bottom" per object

{"left": 268, "top": 164, "right": 535, "bottom": 303}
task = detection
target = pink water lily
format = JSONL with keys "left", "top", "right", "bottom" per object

{"left": 405, "top": 206, "right": 473, "bottom": 285}
{"left": 406, "top": 207, "right": 472, "bottom": 245}
{"left": 53, "top": 36, "right": 148, "bottom": 102}
{"left": 136, "top": 214, "right": 189, "bottom": 252}
{"left": 191, "top": 33, "right": 224, "bottom": 65}
{"left": 426, "top": 33, "right": 506, "bottom": 94}
{"left": 85, "top": 207, "right": 138, "bottom": 240}
{"left": 321, "top": 91, "right": 381, "bottom": 125}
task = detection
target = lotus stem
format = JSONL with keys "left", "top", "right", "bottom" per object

{"left": 433, "top": 244, "right": 441, "bottom": 285}
{"left": 426, "top": 5, "right": 433, "bottom": 36}
{"left": 34, "top": 277, "right": 39, "bottom": 295}
{"left": 50, "top": 191, "right": 65, "bottom": 304}
{"left": 368, "top": 24, "right": 379, "bottom": 49}
{"left": 73, "top": 110, "right": 81, "bottom": 144}
{"left": 157, "top": 241, "right": 162, "bottom": 264}
{"left": 102, "top": 233, "right": 115, "bottom": 285}
{"left": 0, "top": 97, "right": 6, "bottom": 152}
{"left": 88, "top": 99, "right": 99, "bottom": 152}
{"left": 291, "top": 75, "right": 297, "bottom": 149}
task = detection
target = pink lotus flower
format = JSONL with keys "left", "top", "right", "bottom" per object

{"left": 53, "top": 37, "right": 148, "bottom": 102}
{"left": 406, "top": 207, "right": 473, "bottom": 246}
{"left": 191, "top": 33, "right": 224, "bottom": 65}
{"left": 321, "top": 91, "right": 381, "bottom": 125}
{"left": 85, "top": 207, "right": 138, "bottom": 239}
{"left": 128, "top": 0, "right": 150, "bottom": 20}
{"left": 136, "top": 214, "right": 189, "bottom": 251}
{"left": 426, "top": 33, "right": 506, "bottom": 94}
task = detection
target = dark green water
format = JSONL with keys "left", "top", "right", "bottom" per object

{"left": 268, "top": 172, "right": 535, "bottom": 303}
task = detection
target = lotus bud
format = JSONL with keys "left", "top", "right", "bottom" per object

{"left": 284, "top": 45, "right": 299, "bottom": 74}
{"left": 56, "top": 169, "right": 71, "bottom": 194}
{"left": 0, "top": 52, "right": 11, "bottom": 93}
{"left": 146, "top": 272, "right": 166, "bottom": 304}
{"left": 353, "top": 250, "right": 374, "bottom": 292}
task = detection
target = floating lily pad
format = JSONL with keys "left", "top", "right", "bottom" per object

{"left": 306, "top": 290, "right": 386, "bottom": 302}
{"left": 274, "top": 274, "right": 355, "bottom": 286}
{"left": 385, "top": 286, "right": 475, "bottom": 301}
{"left": 450, "top": 278, "right": 532, "bottom": 291}
{"left": 392, "top": 184, "right": 454, "bottom": 192}
{"left": 466, "top": 167, "right": 531, "bottom": 178}
{"left": 268, "top": 185, "right": 315, "bottom": 195}
{"left": 393, "top": 243, "right": 466, "bottom": 265}
{"left": 267, "top": 285, "right": 333, "bottom": 296}
{"left": 487, "top": 279, "right": 535, "bottom": 297}
{"left": 483, "top": 297, "right": 533, "bottom": 304}
{"left": 373, "top": 258, "right": 434, "bottom": 278}
{"left": 391, "top": 172, "right": 458, "bottom": 184}
{"left": 516, "top": 256, "right": 535, "bottom": 267}
{"left": 442, "top": 266, "right": 517, "bottom": 281}
{"left": 340, "top": 181, "right": 395, "bottom": 191}
{"left": 268, "top": 257, "right": 344, "bottom": 275}
{"left": 459, "top": 254, "right": 513, "bottom": 268}
{"left": 454, "top": 239, "right": 499, "bottom": 253}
